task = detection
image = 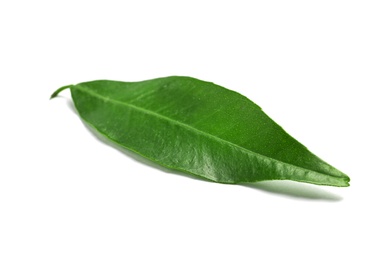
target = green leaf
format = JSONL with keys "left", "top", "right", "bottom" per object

{"left": 51, "top": 76, "right": 350, "bottom": 187}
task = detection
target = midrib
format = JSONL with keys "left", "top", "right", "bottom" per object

{"left": 75, "top": 85, "right": 343, "bottom": 180}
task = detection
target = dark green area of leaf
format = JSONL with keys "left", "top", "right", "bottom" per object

{"left": 51, "top": 76, "right": 350, "bottom": 187}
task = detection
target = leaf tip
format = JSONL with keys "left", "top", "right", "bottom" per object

{"left": 343, "top": 177, "right": 350, "bottom": 187}
{"left": 334, "top": 176, "right": 350, "bottom": 187}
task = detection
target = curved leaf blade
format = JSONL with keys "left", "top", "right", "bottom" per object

{"left": 52, "top": 76, "right": 350, "bottom": 187}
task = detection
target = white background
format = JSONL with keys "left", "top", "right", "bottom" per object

{"left": 1, "top": 1, "right": 389, "bottom": 259}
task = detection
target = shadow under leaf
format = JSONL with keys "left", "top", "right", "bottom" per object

{"left": 242, "top": 181, "right": 343, "bottom": 201}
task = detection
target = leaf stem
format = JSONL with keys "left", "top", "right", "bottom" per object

{"left": 50, "top": 85, "right": 73, "bottom": 99}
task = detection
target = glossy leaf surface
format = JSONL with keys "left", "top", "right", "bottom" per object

{"left": 51, "top": 76, "right": 350, "bottom": 187}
